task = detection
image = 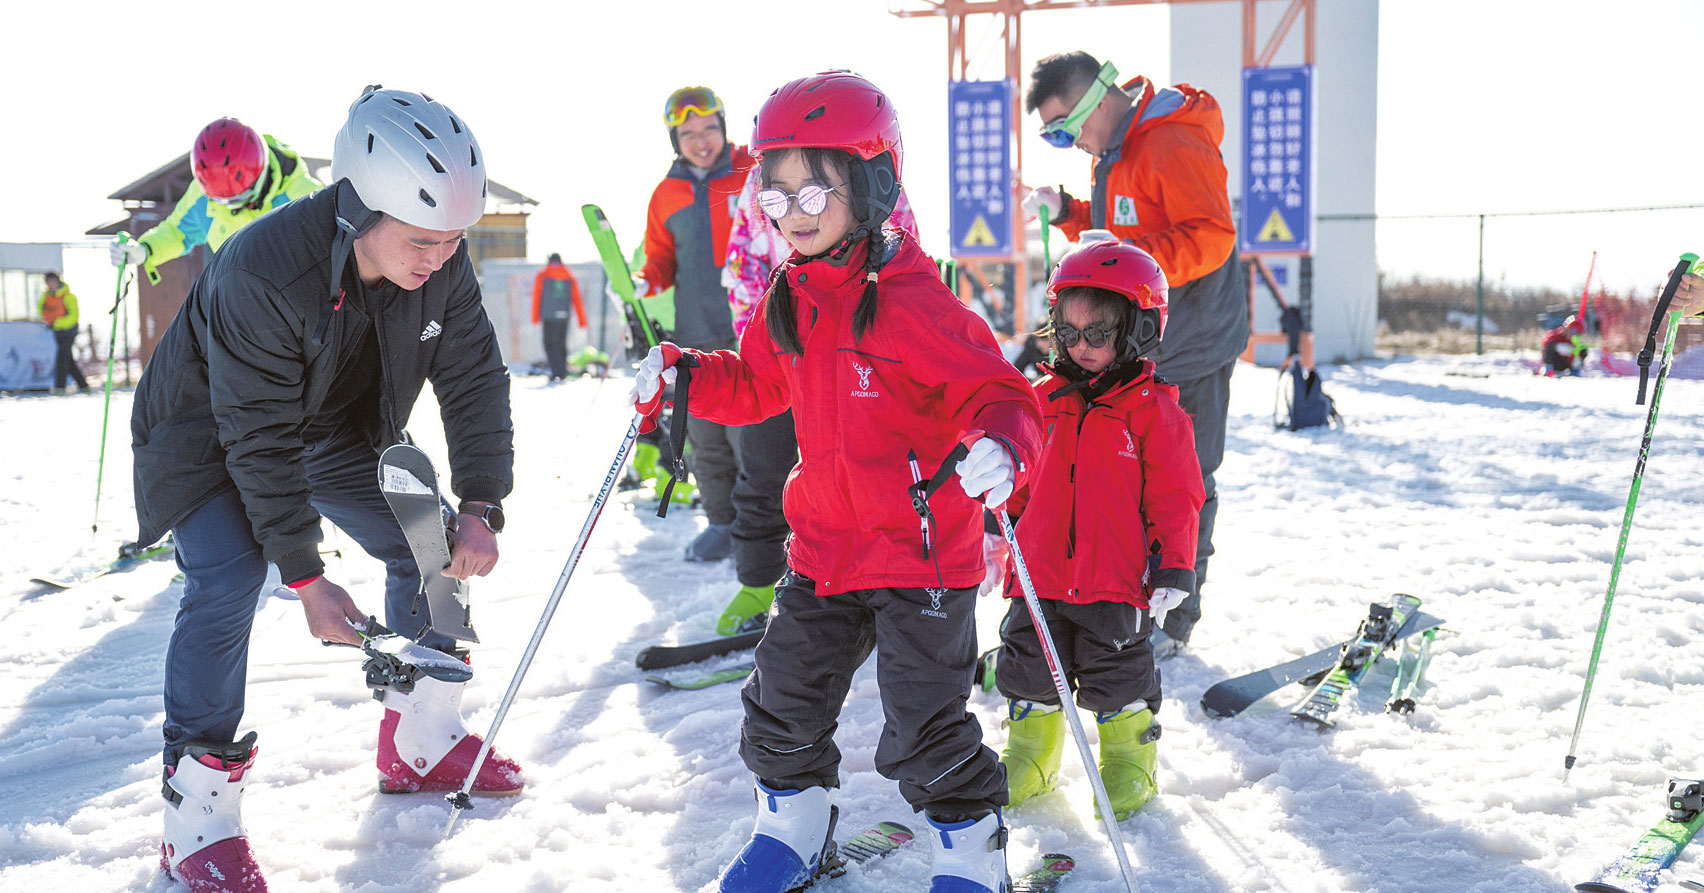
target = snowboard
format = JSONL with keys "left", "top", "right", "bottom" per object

{"left": 377, "top": 443, "right": 478, "bottom": 643}
{"left": 1200, "top": 598, "right": 1443, "bottom": 719}
{"left": 29, "top": 541, "right": 175, "bottom": 591}
{"left": 635, "top": 624, "right": 765, "bottom": 671}
{"left": 581, "top": 204, "right": 663, "bottom": 362}
{"left": 1577, "top": 779, "right": 1704, "bottom": 893}
{"left": 1013, "top": 852, "right": 1076, "bottom": 893}
{"left": 645, "top": 661, "right": 753, "bottom": 691}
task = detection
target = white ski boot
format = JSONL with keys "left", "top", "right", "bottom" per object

{"left": 926, "top": 811, "right": 1010, "bottom": 893}
{"left": 376, "top": 673, "right": 522, "bottom": 794}
{"left": 160, "top": 732, "right": 268, "bottom": 892}
{"left": 718, "top": 781, "right": 837, "bottom": 892}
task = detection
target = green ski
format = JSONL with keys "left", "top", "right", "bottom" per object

{"left": 581, "top": 203, "right": 663, "bottom": 361}
{"left": 1291, "top": 593, "right": 1421, "bottom": 727}
{"left": 1577, "top": 779, "right": 1704, "bottom": 893}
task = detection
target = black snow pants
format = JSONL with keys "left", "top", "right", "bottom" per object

{"left": 995, "top": 597, "right": 1159, "bottom": 714}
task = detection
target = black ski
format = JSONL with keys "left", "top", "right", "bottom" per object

{"left": 635, "top": 625, "right": 765, "bottom": 671}
{"left": 377, "top": 443, "right": 478, "bottom": 642}
{"left": 1201, "top": 598, "right": 1443, "bottom": 718}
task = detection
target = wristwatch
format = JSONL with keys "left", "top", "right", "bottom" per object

{"left": 458, "top": 501, "right": 505, "bottom": 534}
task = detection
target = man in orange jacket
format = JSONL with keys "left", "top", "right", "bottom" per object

{"left": 533, "top": 253, "right": 585, "bottom": 382}
{"left": 1023, "top": 51, "right": 1249, "bottom": 653}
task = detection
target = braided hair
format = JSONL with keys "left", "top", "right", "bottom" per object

{"left": 760, "top": 147, "right": 890, "bottom": 356}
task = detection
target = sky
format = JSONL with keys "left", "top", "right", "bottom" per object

{"left": 3, "top": 0, "right": 1703, "bottom": 302}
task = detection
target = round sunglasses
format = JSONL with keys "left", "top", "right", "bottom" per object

{"left": 1056, "top": 322, "right": 1118, "bottom": 349}
{"left": 757, "top": 184, "right": 842, "bottom": 219}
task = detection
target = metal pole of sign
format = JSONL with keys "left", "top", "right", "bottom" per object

{"left": 1475, "top": 214, "right": 1486, "bottom": 355}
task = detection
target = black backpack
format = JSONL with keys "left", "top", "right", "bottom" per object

{"left": 1273, "top": 306, "right": 1341, "bottom": 430}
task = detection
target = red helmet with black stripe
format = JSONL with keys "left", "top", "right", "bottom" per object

{"left": 1047, "top": 239, "right": 1170, "bottom": 360}
{"left": 752, "top": 71, "right": 903, "bottom": 232}
{"left": 192, "top": 118, "right": 268, "bottom": 206}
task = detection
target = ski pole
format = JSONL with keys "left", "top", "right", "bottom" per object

{"left": 443, "top": 413, "right": 643, "bottom": 835}
{"left": 998, "top": 508, "right": 1140, "bottom": 893}
{"left": 92, "top": 236, "right": 134, "bottom": 536}
{"left": 1565, "top": 255, "right": 1696, "bottom": 778}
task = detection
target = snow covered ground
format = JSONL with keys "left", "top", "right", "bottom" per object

{"left": 1, "top": 351, "right": 1701, "bottom": 892}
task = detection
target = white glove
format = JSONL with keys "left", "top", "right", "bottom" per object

{"left": 627, "top": 345, "right": 678, "bottom": 409}
{"left": 956, "top": 438, "right": 1015, "bottom": 510}
{"left": 1149, "top": 587, "right": 1188, "bottom": 630}
{"left": 977, "top": 532, "right": 1009, "bottom": 597}
{"left": 1021, "top": 186, "right": 1063, "bottom": 223}
{"left": 110, "top": 239, "right": 146, "bottom": 267}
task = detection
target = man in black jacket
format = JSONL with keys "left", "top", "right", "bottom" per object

{"left": 132, "top": 87, "right": 518, "bottom": 893}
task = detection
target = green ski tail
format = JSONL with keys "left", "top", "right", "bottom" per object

{"left": 581, "top": 204, "right": 663, "bottom": 360}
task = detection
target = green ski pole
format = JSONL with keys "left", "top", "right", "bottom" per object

{"left": 92, "top": 235, "right": 134, "bottom": 536}
{"left": 1563, "top": 252, "right": 1698, "bottom": 778}
{"left": 1039, "top": 202, "right": 1053, "bottom": 272}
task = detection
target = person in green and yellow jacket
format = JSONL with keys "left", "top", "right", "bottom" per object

{"left": 109, "top": 118, "right": 322, "bottom": 283}
{"left": 38, "top": 272, "right": 89, "bottom": 394}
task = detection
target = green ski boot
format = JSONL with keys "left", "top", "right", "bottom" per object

{"left": 631, "top": 441, "right": 662, "bottom": 486}
{"left": 1000, "top": 700, "right": 1064, "bottom": 808}
{"left": 1094, "top": 705, "right": 1160, "bottom": 820}
{"left": 717, "top": 584, "right": 776, "bottom": 636}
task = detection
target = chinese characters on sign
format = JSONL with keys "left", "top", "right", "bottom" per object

{"left": 948, "top": 80, "right": 1014, "bottom": 258}
{"left": 1239, "top": 65, "right": 1313, "bottom": 253}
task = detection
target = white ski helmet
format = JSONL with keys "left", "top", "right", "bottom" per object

{"left": 331, "top": 86, "right": 486, "bottom": 231}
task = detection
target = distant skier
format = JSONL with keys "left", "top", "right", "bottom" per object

{"left": 992, "top": 240, "right": 1203, "bottom": 822}
{"left": 533, "top": 252, "right": 586, "bottom": 382}
{"left": 710, "top": 153, "right": 921, "bottom": 636}
{"left": 1540, "top": 314, "right": 1589, "bottom": 376}
{"left": 628, "top": 71, "right": 1043, "bottom": 893}
{"left": 36, "top": 272, "right": 88, "bottom": 394}
{"left": 637, "top": 86, "right": 755, "bottom": 563}
{"left": 1023, "top": 50, "right": 1246, "bottom": 653}
{"left": 129, "top": 87, "right": 519, "bottom": 892}
{"left": 108, "top": 117, "right": 321, "bottom": 281}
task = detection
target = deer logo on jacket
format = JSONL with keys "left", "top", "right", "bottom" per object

{"left": 851, "top": 361, "right": 879, "bottom": 398}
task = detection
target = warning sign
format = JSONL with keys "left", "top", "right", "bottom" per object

{"left": 962, "top": 215, "right": 998, "bottom": 248}
{"left": 1238, "top": 65, "right": 1313, "bottom": 253}
{"left": 1256, "top": 208, "right": 1294, "bottom": 244}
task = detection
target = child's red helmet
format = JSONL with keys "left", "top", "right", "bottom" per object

{"left": 193, "top": 118, "right": 268, "bottom": 206}
{"left": 1047, "top": 239, "right": 1170, "bottom": 360}
{"left": 752, "top": 71, "right": 903, "bottom": 233}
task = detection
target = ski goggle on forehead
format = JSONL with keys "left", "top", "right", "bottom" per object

{"left": 664, "top": 87, "right": 724, "bottom": 127}
{"left": 210, "top": 172, "right": 267, "bottom": 208}
{"left": 757, "top": 184, "right": 843, "bottom": 219}
{"left": 1038, "top": 61, "right": 1120, "bottom": 149}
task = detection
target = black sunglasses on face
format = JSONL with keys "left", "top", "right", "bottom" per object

{"left": 1056, "top": 322, "right": 1117, "bottom": 349}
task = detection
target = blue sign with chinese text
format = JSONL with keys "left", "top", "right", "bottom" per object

{"left": 1239, "top": 66, "right": 1313, "bottom": 254}
{"left": 948, "top": 80, "right": 1013, "bottom": 258}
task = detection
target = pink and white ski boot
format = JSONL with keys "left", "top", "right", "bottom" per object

{"left": 160, "top": 732, "right": 268, "bottom": 892}
{"left": 376, "top": 674, "right": 523, "bottom": 794}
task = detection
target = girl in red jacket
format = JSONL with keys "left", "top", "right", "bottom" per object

{"left": 995, "top": 239, "right": 1204, "bottom": 822}
{"left": 628, "top": 72, "right": 1041, "bottom": 893}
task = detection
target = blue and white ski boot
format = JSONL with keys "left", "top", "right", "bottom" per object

{"left": 926, "top": 811, "right": 1010, "bottom": 892}
{"left": 718, "top": 780, "right": 837, "bottom": 892}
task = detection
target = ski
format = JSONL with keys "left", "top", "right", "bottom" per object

{"left": 1680, "top": 881, "right": 1704, "bottom": 892}
{"left": 1013, "top": 852, "right": 1076, "bottom": 892}
{"left": 645, "top": 661, "right": 753, "bottom": 691}
{"left": 786, "top": 821, "right": 915, "bottom": 892}
{"left": 580, "top": 204, "right": 663, "bottom": 362}
{"left": 1577, "top": 779, "right": 1704, "bottom": 893}
{"left": 29, "top": 541, "right": 175, "bottom": 591}
{"left": 635, "top": 625, "right": 765, "bottom": 671}
{"left": 377, "top": 443, "right": 478, "bottom": 643}
{"left": 1292, "top": 594, "right": 1423, "bottom": 727}
{"left": 1201, "top": 600, "right": 1442, "bottom": 718}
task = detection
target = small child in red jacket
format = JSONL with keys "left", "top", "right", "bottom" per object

{"left": 627, "top": 72, "right": 1042, "bottom": 893}
{"left": 995, "top": 239, "right": 1204, "bottom": 821}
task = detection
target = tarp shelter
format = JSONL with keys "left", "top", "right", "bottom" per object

{"left": 478, "top": 258, "right": 621, "bottom": 375}
{"left": 0, "top": 242, "right": 67, "bottom": 390}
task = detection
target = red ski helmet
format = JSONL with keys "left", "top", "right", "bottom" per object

{"left": 751, "top": 71, "right": 903, "bottom": 232}
{"left": 1047, "top": 239, "right": 1170, "bottom": 360}
{"left": 1565, "top": 314, "right": 1585, "bottom": 334}
{"left": 193, "top": 118, "right": 268, "bottom": 206}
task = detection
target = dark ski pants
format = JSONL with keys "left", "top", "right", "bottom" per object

{"left": 1163, "top": 357, "right": 1234, "bottom": 644}
{"left": 162, "top": 430, "right": 439, "bottom": 759}
{"left": 738, "top": 571, "right": 1008, "bottom": 819}
{"left": 542, "top": 320, "right": 569, "bottom": 379}
{"left": 996, "top": 597, "right": 1159, "bottom": 714}
{"left": 52, "top": 327, "right": 87, "bottom": 390}
{"left": 729, "top": 410, "right": 796, "bottom": 588}
{"left": 687, "top": 414, "right": 739, "bottom": 526}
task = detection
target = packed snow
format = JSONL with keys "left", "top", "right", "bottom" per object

{"left": 1, "top": 350, "right": 1700, "bottom": 892}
